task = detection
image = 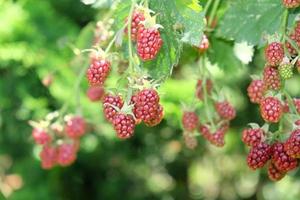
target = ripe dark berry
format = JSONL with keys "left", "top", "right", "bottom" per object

{"left": 136, "top": 25, "right": 163, "bottom": 61}
{"left": 247, "top": 142, "right": 272, "bottom": 170}
{"left": 182, "top": 111, "right": 199, "bottom": 132}
{"left": 196, "top": 79, "right": 213, "bottom": 100}
{"left": 215, "top": 101, "right": 236, "bottom": 121}
{"left": 260, "top": 97, "right": 282, "bottom": 123}
{"left": 263, "top": 66, "right": 281, "bottom": 90}
{"left": 144, "top": 105, "right": 164, "bottom": 127}
{"left": 264, "top": 42, "right": 284, "bottom": 66}
{"left": 87, "top": 86, "right": 105, "bottom": 102}
{"left": 40, "top": 145, "right": 57, "bottom": 169}
{"left": 268, "top": 162, "right": 286, "bottom": 181}
{"left": 32, "top": 128, "right": 51, "bottom": 145}
{"left": 282, "top": 0, "right": 300, "bottom": 8}
{"left": 183, "top": 133, "right": 198, "bottom": 149}
{"left": 135, "top": 89, "right": 160, "bottom": 122}
{"left": 112, "top": 113, "right": 135, "bottom": 139}
{"left": 247, "top": 80, "right": 266, "bottom": 104}
{"left": 242, "top": 128, "right": 264, "bottom": 147}
{"left": 198, "top": 34, "right": 209, "bottom": 52}
{"left": 65, "top": 116, "right": 86, "bottom": 139}
{"left": 272, "top": 142, "right": 298, "bottom": 172}
{"left": 86, "top": 59, "right": 111, "bottom": 86}
{"left": 278, "top": 63, "right": 293, "bottom": 79}
{"left": 284, "top": 129, "right": 300, "bottom": 158}
{"left": 57, "top": 143, "right": 77, "bottom": 166}
{"left": 125, "top": 11, "right": 145, "bottom": 41}
{"left": 103, "top": 94, "right": 124, "bottom": 122}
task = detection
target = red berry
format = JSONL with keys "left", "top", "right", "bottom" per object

{"left": 86, "top": 59, "right": 111, "bottom": 86}
{"left": 210, "top": 124, "right": 229, "bottom": 147}
{"left": 272, "top": 142, "right": 298, "bottom": 172}
{"left": 196, "top": 79, "right": 213, "bottom": 100}
{"left": 144, "top": 105, "right": 164, "bottom": 127}
{"left": 268, "top": 162, "right": 286, "bottom": 181}
{"left": 242, "top": 128, "right": 264, "bottom": 147}
{"left": 247, "top": 79, "right": 266, "bottom": 104}
{"left": 57, "top": 143, "right": 77, "bottom": 166}
{"left": 282, "top": 0, "right": 300, "bottom": 8}
{"left": 136, "top": 25, "right": 163, "bottom": 61}
{"left": 247, "top": 142, "right": 272, "bottom": 170}
{"left": 103, "top": 94, "right": 124, "bottom": 123}
{"left": 135, "top": 89, "right": 160, "bottom": 122}
{"left": 112, "top": 113, "right": 135, "bottom": 139}
{"left": 198, "top": 34, "right": 209, "bottom": 52}
{"left": 32, "top": 128, "right": 51, "bottom": 145}
{"left": 259, "top": 97, "right": 283, "bottom": 123}
{"left": 183, "top": 133, "right": 198, "bottom": 149}
{"left": 293, "top": 98, "right": 300, "bottom": 113}
{"left": 215, "top": 101, "right": 236, "bottom": 121}
{"left": 264, "top": 42, "right": 284, "bottom": 66}
{"left": 182, "top": 111, "right": 199, "bottom": 132}
{"left": 295, "top": 119, "right": 300, "bottom": 126}
{"left": 40, "top": 145, "right": 57, "bottom": 169}
{"left": 263, "top": 66, "right": 281, "bottom": 90}
{"left": 125, "top": 11, "right": 145, "bottom": 41}
{"left": 65, "top": 116, "right": 86, "bottom": 139}
{"left": 284, "top": 129, "right": 300, "bottom": 158}
{"left": 199, "top": 124, "right": 213, "bottom": 141}
{"left": 87, "top": 86, "right": 104, "bottom": 102}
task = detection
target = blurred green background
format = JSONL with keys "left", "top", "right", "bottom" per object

{"left": 0, "top": 0, "right": 300, "bottom": 199}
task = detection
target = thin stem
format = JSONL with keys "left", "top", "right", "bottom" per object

{"left": 208, "top": 0, "right": 220, "bottom": 28}
{"left": 127, "top": 0, "right": 137, "bottom": 73}
{"left": 283, "top": 90, "right": 300, "bottom": 117}
{"left": 280, "top": 9, "right": 289, "bottom": 42}
{"left": 285, "top": 35, "right": 300, "bottom": 55}
{"left": 203, "top": 0, "right": 213, "bottom": 15}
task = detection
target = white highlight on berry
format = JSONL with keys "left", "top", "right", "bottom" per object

{"left": 234, "top": 41, "right": 254, "bottom": 64}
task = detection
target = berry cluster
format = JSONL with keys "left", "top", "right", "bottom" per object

{"left": 244, "top": 20, "right": 300, "bottom": 181}
{"left": 282, "top": 0, "right": 300, "bottom": 8}
{"left": 181, "top": 77, "right": 236, "bottom": 149}
{"left": 30, "top": 114, "right": 86, "bottom": 169}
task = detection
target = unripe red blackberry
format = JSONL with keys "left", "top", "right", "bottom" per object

{"left": 242, "top": 128, "right": 264, "bottom": 147}
{"left": 265, "top": 42, "right": 284, "bottom": 66}
{"left": 215, "top": 101, "right": 236, "bottom": 121}
{"left": 260, "top": 97, "right": 282, "bottom": 123}
{"left": 295, "top": 119, "right": 300, "bottom": 126}
{"left": 135, "top": 89, "right": 160, "bottom": 122}
{"left": 87, "top": 86, "right": 104, "bottom": 102}
{"left": 196, "top": 79, "right": 213, "bottom": 100}
{"left": 247, "top": 142, "right": 272, "bottom": 170}
{"left": 40, "top": 145, "right": 57, "bottom": 169}
{"left": 272, "top": 142, "right": 298, "bottom": 172}
{"left": 268, "top": 162, "right": 286, "bottom": 181}
{"left": 65, "top": 116, "right": 86, "bottom": 139}
{"left": 282, "top": 0, "right": 300, "bottom": 8}
{"left": 144, "top": 104, "right": 164, "bottom": 127}
{"left": 136, "top": 25, "right": 163, "bottom": 61}
{"left": 112, "top": 113, "right": 135, "bottom": 139}
{"left": 182, "top": 111, "right": 199, "bottom": 132}
{"left": 199, "top": 124, "right": 213, "bottom": 141}
{"left": 210, "top": 124, "right": 229, "bottom": 147}
{"left": 263, "top": 66, "right": 281, "bottom": 90}
{"left": 198, "top": 34, "right": 209, "bottom": 52}
{"left": 293, "top": 98, "right": 300, "bottom": 113}
{"left": 86, "top": 59, "right": 111, "bottom": 86}
{"left": 57, "top": 143, "right": 77, "bottom": 166}
{"left": 32, "top": 128, "right": 51, "bottom": 145}
{"left": 286, "top": 22, "right": 300, "bottom": 55}
{"left": 183, "top": 133, "right": 198, "bottom": 149}
{"left": 284, "top": 129, "right": 300, "bottom": 158}
{"left": 103, "top": 94, "right": 124, "bottom": 122}
{"left": 125, "top": 11, "right": 145, "bottom": 41}
{"left": 247, "top": 79, "right": 266, "bottom": 104}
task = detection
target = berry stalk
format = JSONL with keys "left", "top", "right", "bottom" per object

{"left": 208, "top": 0, "right": 220, "bottom": 28}
{"left": 127, "top": 0, "right": 138, "bottom": 73}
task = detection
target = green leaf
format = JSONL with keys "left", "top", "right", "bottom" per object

{"left": 141, "top": 0, "right": 183, "bottom": 80}
{"left": 216, "top": 0, "right": 285, "bottom": 46}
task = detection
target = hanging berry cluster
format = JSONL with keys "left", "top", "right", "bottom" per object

{"left": 30, "top": 114, "right": 86, "bottom": 169}
{"left": 84, "top": 4, "right": 164, "bottom": 139}
{"left": 243, "top": 10, "right": 300, "bottom": 181}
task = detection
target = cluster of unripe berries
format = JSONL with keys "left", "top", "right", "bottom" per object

{"left": 30, "top": 115, "right": 86, "bottom": 169}
{"left": 282, "top": 0, "right": 300, "bottom": 8}
{"left": 181, "top": 79, "right": 236, "bottom": 149}
{"left": 244, "top": 20, "right": 300, "bottom": 181}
